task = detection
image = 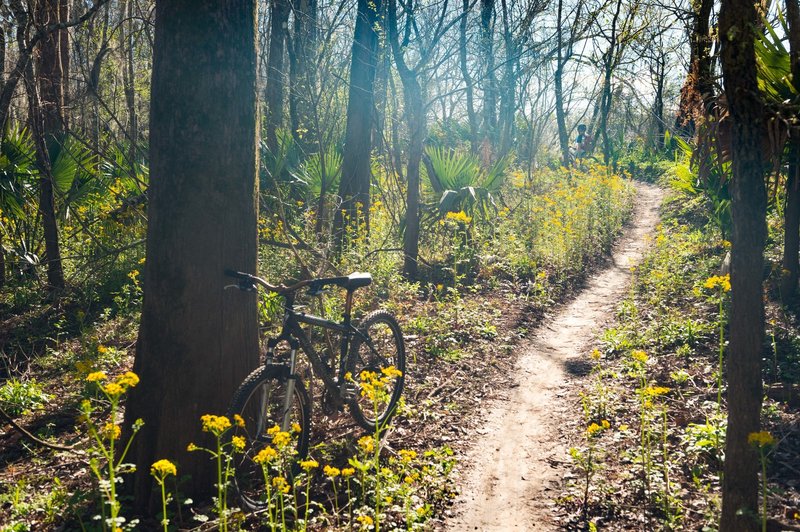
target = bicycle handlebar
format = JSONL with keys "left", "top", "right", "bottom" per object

{"left": 224, "top": 269, "right": 371, "bottom": 296}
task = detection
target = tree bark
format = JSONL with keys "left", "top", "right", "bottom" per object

{"left": 781, "top": 0, "right": 800, "bottom": 302}
{"left": 387, "top": 0, "right": 424, "bottom": 279}
{"left": 459, "top": 0, "right": 478, "bottom": 154}
{"left": 124, "top": 0, "right": 259, "bottom": 511}
{"left": 264, "top": 0, "right": 289, "bottom": 155}
{"left": 675, "top": 0, "right": 714, "bottom": 136}
{"left": 554, "top": 0, "right": 570, "bottom": 165}
{"left": 480, "top": 0, "right": 497, "bottom": 154}
{"left": 33, "top": 0, "right": 69, "bottom": 291}
{"left": 718, "top": 0, "right": 769, "bottom": 527}
{"left": 288, "top": 0, "right": 317, "bottom": 156}
{"left": 334, "top": 0, "right": 382, "bottom": 244}
{"left": 120, "top": 0, "right": 138, "bottom": 165}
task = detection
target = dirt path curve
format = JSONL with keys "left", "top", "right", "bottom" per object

{"left": 443, "top": 182, "right": 664, "bottom": 531}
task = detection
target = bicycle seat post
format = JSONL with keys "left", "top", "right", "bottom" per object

{"left": 343, "top": 290, "right": 354, "bottom": 327}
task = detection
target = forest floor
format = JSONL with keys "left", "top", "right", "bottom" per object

{"left": 441, "top": 182, "right": 664, "bottom": 531}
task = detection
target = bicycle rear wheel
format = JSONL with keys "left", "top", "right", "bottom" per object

{"left": 227, "top": 365, "right": 311, "bottom": 510}
{"left": 347, "top": 310, "right": 406, "bottom": 432}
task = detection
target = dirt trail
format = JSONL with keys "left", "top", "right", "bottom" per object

{"left": 444, "top": 182, "right": 664, "bottom": 531}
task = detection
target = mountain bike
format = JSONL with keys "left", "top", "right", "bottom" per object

{"left": 222, "top": 269, "right": 405, "bottom": 509}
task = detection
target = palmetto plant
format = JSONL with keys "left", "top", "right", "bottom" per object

{"left": 0, "top": 126, "right": 98, "bottom": 273}
{"left": 293, "top": 148, "right": 342, "bottom": 199}
{"left": 423, "top": 146, "right": 510, "bottom": 220}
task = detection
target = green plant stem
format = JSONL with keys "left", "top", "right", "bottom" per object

{"left": 159, "top": 479, "right": 168, "bottom": 532}
{"left": 761, "top": 448, "right": 768, "bottom": 532}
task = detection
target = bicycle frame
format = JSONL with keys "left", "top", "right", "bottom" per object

{"left": 262, "top": 290, "right": 368, "bottom": 430}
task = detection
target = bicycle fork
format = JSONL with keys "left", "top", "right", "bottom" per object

{"left": 264, "top": 337, "right": 299, "bottom": 433}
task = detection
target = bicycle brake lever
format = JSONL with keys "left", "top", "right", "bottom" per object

{"left": 223, "top": 284, "right": 239, "bottom": 291}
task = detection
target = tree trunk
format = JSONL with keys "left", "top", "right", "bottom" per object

{"left": 459, "top": 0, "right": 478, "bottom": 154}
{"left": 124, "top": 0, "right": 259, "bottom": 511}
{"left": 334, "top": 0, "right": 382, "bottom": 244}
{"left": 498, "top": 0, "right": 516, "bottom": 158}
{"left": 675, "top": 0, "right": 714, "bottom": 136}
{"left": 554, "top": 0, "right": 570, "bottom": 165}
{"left": 480, "top": 0, "right": 497, "bottom": 154}
{"left": 120, "top": 0, "right": 138, "bottom": 165}
{"left": 264, "top": 0, "right": 289, "bottom": 155}
{"left": 718, "top": 0, "right": 769, "bottom": 526}
{"left": 387, "top": 0, "right": 423, "bottom": 279}
{"left": 652, "top": 54, "right": 665, "bottom": 151}
{"left": 781, "top": 0, "right": 800, "bottom": 303}
{"left": 33, "top": 0, "right": 69, "bottom": 292}
{"left": 598, "top": 0, "right": 622, "bottom": 166}
{"left": 288, "top": 0, "right": 317, "bottom": 156}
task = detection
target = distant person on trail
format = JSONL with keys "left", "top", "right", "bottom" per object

{"left": 573, "top": 124, "right": 593, "bottom": 160}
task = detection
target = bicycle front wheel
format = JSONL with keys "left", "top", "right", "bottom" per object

{"left": 347, "top": 310, "right": 406, "bottom": 432}
{"left": 227, "top": 365, "right": 311, "bottom": 510}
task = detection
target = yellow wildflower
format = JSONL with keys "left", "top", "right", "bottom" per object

{"left": 117, "top": 372, "right": 140, "bottom": 388}
{"left": 398, "top": 449, "right": 417, "bottom": 463}
{"left": 86, "top": 371, "right": 107, "bottom": 382}
{"left": 341, "top": 467, "right": 355, "bottom": 477}
{"left": 645, "top": 386, "right": 670, "bottom": 397}
{"left": 358, "top": 436, "right": 375, "bottom": 453}
{"left": 601, "top": 420, "right": 610, "bottom": 430}
{"left": 272, "top": 476, "right": 290, "bottom": 494}
{"left": 381, "top": 366, "right": 403, "bottom": 379}
{"left": 291, "top": 422, "right": 301, "bottom": 433}
{"left": 103, "top": 382, "right": 124, "bottom": 396}
{"left": 323, "top": 465, "right": 340, "bottom": 477}
{"left": 445, "top": 210, "right": 472, "bottom": 224}
{"left": 253, "top": 446, "right": 278, "bottom": 464}
{"left": 103, "top": 423, "right": 121, "bottom": 440}
{"left": 187, "top": 443, "right": 198, "bottom": 452}
{"left": 272, "top": 431, "right": 291, "bottom": 448}
{"left": 704, "top": 274, "right": 731, "bottom": 292}
{"left": 631, "top": 350, "right": 648, "bottom": 363}
{"left": 201, "top": 414, "right": 231, "bottom": 434}
{"left": 233, "top": 414, "right": 245, "bottom": 428}
{"left": 232, "top": 435, "right": 246, "bottom": 452}
{"left": 748, "top": 431, "right": 776, "bottom": 447}
{"left": 590, "top": 349, "right": 602, "bottom": 361}
{"left": 300, "top": 459, "right": 319, "bottom": 471}
{"left": 356, "top": 515, "right": 374, "bottom": 526}
{"left": 150, "top": 459, "right": 177, "bottom": 478}
{"left": 97, "top": 345, "right": 109, "bottom": 355}
{"left": 586, "top": 422, "right": 602, "bottom": 436}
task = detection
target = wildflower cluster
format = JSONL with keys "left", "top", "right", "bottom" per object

{"left": 81, "top": 371, "right": 143, "bottom": 532}
{"left": 703, "top": 274, "right": 731, "bottom": 292}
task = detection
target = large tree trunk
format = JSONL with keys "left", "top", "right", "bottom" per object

{"left": 264, "top": 0, "right": 289, "bottom": 155}
{"left": 459, "top": 0, "right": 478, "bottom": 154}
{"left": 334, "top": 0, "right": 382, "bottom": 244}
{"left": 718, "top": 0, "right": 769, "bottom": 526}
{"left": 124, "top": 0, "right": 259, "bottom": 511}
{"left": 781, "top": 0, "right": 800, "bottom": 303}
{"left": 33, "top": 0, "right": 69, "bottom": 291}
